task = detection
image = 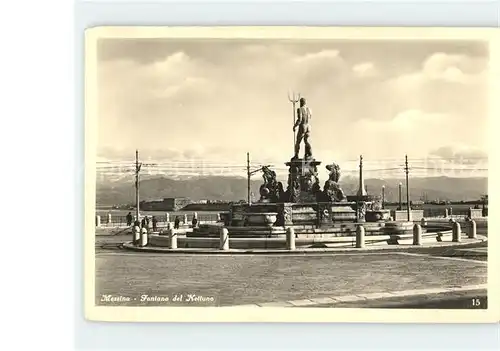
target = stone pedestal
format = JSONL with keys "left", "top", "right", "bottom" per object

{"left": 286, "top": 227, "right": 296, "bottom": 250}
{"left": 468, "top": 220, "right": 477, "bottom": 239}
{"left": 140, "top": 227, "right": 148, "bottom": 247}
{"left": 220, "top": 227, "right": 229, "bottom": 250}
{"left": 413, "top": 224, "right": 422, "bottom": 245}
{"left": 452, "top": 222, "right": 461, "bottom": 242}
{"left": 282, "top": 158, "right": 322, "bottom": 203}
{"left": 168, "top": 228, "right": 177, "bottom": 249}
{"left": 356, "top": 225, "right": 365, "bottom": 248}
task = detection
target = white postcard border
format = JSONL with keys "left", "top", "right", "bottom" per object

{"left": 84, "top": 26, "right": 500, "bottom": 323}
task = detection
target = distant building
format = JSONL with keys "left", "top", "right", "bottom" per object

{"left": 410, "top": 200, "right": 424, "bottom": 208}
{"left": 140, "top": 197, "right": 192, "bottom": 211}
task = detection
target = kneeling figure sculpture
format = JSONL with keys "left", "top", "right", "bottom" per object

{"left": 323, "top": 162, "right": 347, "bottom": 202}
{"left": 259, "top": 166, "right": 284, "bottom": 202}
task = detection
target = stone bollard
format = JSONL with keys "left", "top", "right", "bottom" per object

{"left": 413, "top": 224, "right": 422, "bottom": 246}
{"left": 107, "top": 213, "right": 112, "bottom": 225}
{"left": 168, "top": 228, "right": 177, "bottom": 249}
{"left": 220, "top": 227, "right": 229, "bottom": 251}
{"left": 452, "top": 221, "right": 461, "bottom": 242}
{"left": 183, "top": 214, "right": 188, "bottom": 225}
{"left": 444, "top": 208, "right": 449, "bottom": 218}
{"left": 420, "top": 217, "right": 426, "bottom": 227}
{"left": 286, "top": 227, "right": 296, "bottom": 250}
{"left": 468, "top": 220, "right": 477, "bottom": 239}
{"left": 95, "top": 215, "right": 101, "bottom": 227}
{"left": 140, "top": 227, "right": 148, "bottom": 247}
{"left": 133, "top": 225, "right": 140, "bottom": 245}
{"left": 356, "top": 225, "right": 365, "bottom": 249}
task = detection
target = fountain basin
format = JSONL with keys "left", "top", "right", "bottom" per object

{"left": 243, "top": 212, "right": 278, "bottom": 227}
{"left": 382, "top": 221, "right": 415, "bottom": 235}
{"left": 365, "top": 210, "right": 391, "bottom": 222}
{"left": 148, "top": 225, "right": 457, "bottom": 249}
{"left": 189, "top": 221, "right": 433, "bottom": 238}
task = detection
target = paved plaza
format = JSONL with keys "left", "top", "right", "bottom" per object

{"left": 95, "top": 234, "right": 487, "bottom": 308}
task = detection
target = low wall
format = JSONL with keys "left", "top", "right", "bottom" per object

{"left": 469, "top": 208, "right": 483, "bottom": 218}
{"left": 425, "top": 217, "right": 488, "bottom": 229}
{"left": 149, "top": 229, "right": 458, "bottom": 249}
{"left": 190, "top": 221, "right": 411, "bottom": 238}
{"left": 391, "top": 210, "right": 424, "bottom": 221}
{"left": 229, "top": 202, "right": 358, "bottom": 227}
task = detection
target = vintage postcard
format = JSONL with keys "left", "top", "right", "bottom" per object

{"left": 85, "top": 26, "right": 499, "bottom": 323}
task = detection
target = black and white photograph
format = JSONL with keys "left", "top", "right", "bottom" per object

{"left": 85, "top": 27, "right": 498, "bottom": 322}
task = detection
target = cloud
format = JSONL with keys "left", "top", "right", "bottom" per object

{"left": 349, "top": 110, "right": 469, "bottom": 160}
{"left": 292, "top": 49, "right": 342, "bottom": 65}
{"left": 429, "top": 145, "right": 488, "bottom": 164}
{"left": 381, "top": 51, "right": 488, "bottom": 141}
{"left": 389, "top": 52, "right": 487, "bottom": 88}
{"left": 356, "top": 109, "right": 450, "bottom": 132}
{"left": 352, "top": 62, "right": 378, "bottom": 78}
{"left": 97, "top": 44, "right": 489, "bottom": 168}
{"left": 421, "top": 52, "right": 487, "bottom": 83}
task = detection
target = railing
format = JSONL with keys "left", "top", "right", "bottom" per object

{"left": 96, "top": 213, "right": 220, "bottom": 227}
{"left": 96, "top": 207, "right": 487, "bottom": 227}
{"left": 422, "top": 207, "right": 470, "bottom": 218}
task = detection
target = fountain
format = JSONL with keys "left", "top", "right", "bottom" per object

{"left": 191, "top": 153, "right": 396, "bottom": 242}
{"left": 186, "top": 96, "right": 403, "bottom": 246}
{"left": 135, "top": 96, "right": 488, "bottom": 251}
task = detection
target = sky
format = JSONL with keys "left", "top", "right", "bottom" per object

{"left": 96, "top": 38, "right": 489, "bottom": 181}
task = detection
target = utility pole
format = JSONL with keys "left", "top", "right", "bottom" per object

{"left": 405, "top": 154, "right": 410, "bottom": 221}
{"left": 133, "top": 151, "right": 156, "bottom": 222}
{"left": 246, "top": 152, "right": 273, "bottom": 205}
{"left": 247, "top": 152, "right": 251, "bottom": 206}
{"left": 135, "top": 149, "right": 141, "bottom": 222}
{"left": 288, "top": 91, "right": 300, "bottom": 150}
{"left": 381, "top": 185, "right": 385, "bottom": 209}
{"left": 398, "top": 182, "right": 402, "bottom": 210}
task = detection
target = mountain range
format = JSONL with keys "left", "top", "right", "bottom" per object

{"left": 96, "top": 175, "right": 488, "bottom": 205}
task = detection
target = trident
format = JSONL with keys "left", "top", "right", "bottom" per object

{"left": 288, "top": 91, "right": 301, "bottom": 150}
